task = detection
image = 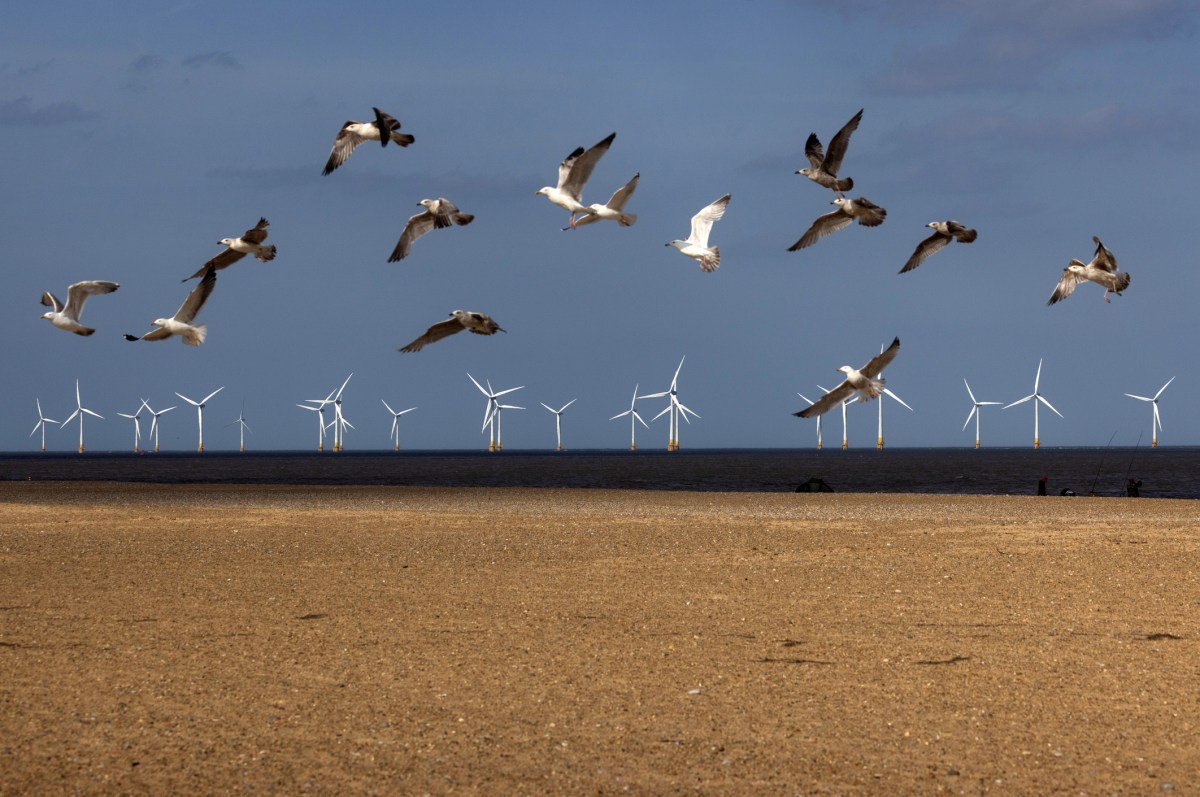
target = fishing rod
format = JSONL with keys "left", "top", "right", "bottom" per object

{"left": 1124, "top": 431, "right": 1143, "bottom": 483}
{"left": 1089, "top": 430, "right": 1118, "bottom": 496}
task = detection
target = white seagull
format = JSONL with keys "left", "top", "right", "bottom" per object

{"left": 322, "top": 107, "right": 415, "bottom": 175}
{"left": 125, "top": 267, "right": 217, "bottom": 346}
{"left": 666, "top": 193, "right": 731, "bottom": 272}
{"left": 185, "top": 217, "right": 275, "bottom": 280}
{"left": 1048, "top": 236, "right": 1130, "bottom": 305}
{"left": 789, "top": 196, "right": 886, "bottom": 251}
{"left": 535, "top": 132, "right": 616, "bottom": 228}
{"left": 40, "top": 280, "right": 119, "bottom": 336}
{"left": 794, "top": 337, "right": 900, "bottom": 418}
{"left": 568, "top": 172, "right": 639, "bottom": 229}
{"left": 398, "top": 310, "right": 505, "bottom": 353}
{"left": 388, "top": 198, "right": 474, "bottom": 262}
{"left": 796, "top": 108, "right": 862, "bottom": 193}
{"left": 900, "top": 221, "right": 978, "bottom": 273}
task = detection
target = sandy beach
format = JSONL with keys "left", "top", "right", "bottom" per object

{"left": 2, "top": 482, "right": 1199, "bottom": 794}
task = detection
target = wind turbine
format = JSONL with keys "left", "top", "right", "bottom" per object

{"left": 1003, "top": 359, "right": 1062, "bottom": 449}
{"left": 227, "top": 401, "right": 251, "bottom": 452}
{"left": 609, "top": 384, "right": 649, "bottom": 450}
{"left": 467, "top": 373, "right": 523, "bottom": 452}
{"left": 116, "top": 400, "right": 147, "bottom": 452}
{"left": 144, "top": 401, "right": 176, "bottom": 453}
{"left": 641, "top": 357, "right": 699, "bottom": 451}
{"left": 298, "top": 387, "right": 336, "bottom": 452}
{"left": 491, "top": 400, "right": 524, "bottom": 450}
{"left": 1124, "top": 376, "right": 1174, "bottom": 448}
{"left": 818, "top": 384, "right": 858, "bottom": 450}
{"left": 382, "top": 400, "right": 417, "bottom": 451}
{"left": 796, "top": 393, "right": 822, "bottom": 449}
{"left": 962, "top": 379, "right": 1002, "bottom": 449}
{"left": 175, "top": 386, "right": 224, "bottom": 453}
{"left": 540, "top": 399, "right": 577, "bottom": 451}
{"left": 30, "top": 399, "right": 58, "bottom": 452}
{"left": 61, "top": 380, "right": 102, "bottom": 454}
{"left": 872, "top": 343, "right": 913, "bottom": 450}
{"left": 326, "top": 374, "right": 353, "bottom": 452}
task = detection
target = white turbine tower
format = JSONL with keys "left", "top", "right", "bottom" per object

{"left": 540, "top": 399, "right": 577, "bottom": 451}
{"left": 298, "top": 387, "right": 336, "bottom": 452}
{"left": 962, "top": 379, "right": 1002, "bottom": 449}
{"left": 30, "top": 398, "right": 58, "bottom": 452}
{"left": 144, "top": 401, "right": 176, "bottom": 453}
{"left": 329, "top": 374, "right": 353, "bottom": 452}
{"left": 609, "top": 385, "right": 648, "bottom": 450}
{"left": 467, "top": 373, "right": 523, "bottom": 452}
{"left": 382, "top": 400, "right": 417, "bottom": 451}
{"left": 175, "top": 386, "right": 224, "bottom": 453}
{"left": 491, "top": 400, "right": 525, "bottom": 450}
{"left": 227, "top": 401, "right": 251, "bottom": 452}
{"left": 61, "top": 380, "right": 102, "bottom": 454}
{"left": 818, "top": 384, "right": 858, "bottom": 450}
{"left": 1003, "top": 359, "right": 1062, "bottom": 449}
{"left": 873, "top": 343, "right": 913, "bottom": 450}
{"left": 796, "top": 393, "right": 822, "bottom": 449}
{"left": 1124, "top": 376, "right": 1174, "bottom": 448}
{"left": 641, "top": 357, "right": 699, "bottom": 451}
{"left": 116, "top": 400, "right": 147, "bottom": 452}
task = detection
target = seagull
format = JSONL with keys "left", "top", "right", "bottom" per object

{"left": 322, "top": 107, "right": 415, "bottom": 175}
{"left": 39, "top": 280, "right": 119, "bottom": 336}
{"left": 124, "top": 267, "right": 217, "bottom": 346}
{"left": 567, "top": 172, "right": 639, "bottom": 229}
{"left": 184, "top": 218, "right": 275, "bottom": 280}
{"left": 794, "top": 337, "right": 901, "bottom": 418}
{"left": 788, "top": 196, "right": 886, "bottom": 251}
{"left": 900, "top": 221, "right": 978, "bottom": 273}
{"left": 388, "top": 198, "right": 475, "bottom": 262}
{"left": 535, "top": 132, "right": 616, "bottom": 228}
{"left": 1048, "top": 236, "right": 1130, "bottom": 305}
{"left": 796, "top": 108, "right": 863, "bottom": 194}
{"left": 665, "top": 193, "right": 731, "bottom": 272}
{"left": 398, "top": 310, "right": 505, "bottom": 353}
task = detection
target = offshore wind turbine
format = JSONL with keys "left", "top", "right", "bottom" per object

{"left": 144, "top": 401, "right": 176, "bottom": 453}
{"left": 382, "top": 400, "right": 417, "bottom": 451}
{"left": 329, "top": 374, "right": 353, "bottom": 452}
{"left": 175, "top": 386, "right": 224, "bottom": 453}
{"left": 641, "top": 357, "right": 699, "bottom": 451}
{"left": 30, "top": 398, "right": 58, "bottom": 452}
{"left": 818, "top": 384, "right": 858, "bottom": 450}
{"left": 609, "top": 384, "right": 648, "bottom": 450}
{"left": 491, "top": 401, "right": 524, "bottom": 451}
{"left": 1003, "top": 359, "right": 1062, "bottom": 449}
{"left": 61, "top": 380, "right": 102, "bottom": 454}
{"left": 962, "top": 379, "right": 1002, "bottom": 449}
{"left": 116, "top": 400, "right": 147, "bottom": 452}
{"left": 1124, "top": 376, "right": 1174, "bottom": 448}
{"left": 298, "top": 387, "right": 336, "bottom": 451}
{"left": 467, "top": 373, "right": 523, "bottom": 452}
{"left": 540, "top": 399, "right": 577, "bottom": 451}
{"left": 796, "top": 393, "right": 822, "bottom": 449}
{"left": 873, "top": 345, "right": 914, "bottom": 450}
{"left": 227, "top": 401, "right": 251, "bottom": 452}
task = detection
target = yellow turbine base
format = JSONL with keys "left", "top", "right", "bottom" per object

{"left": 630, "top": 443, "right": 636, "bottom": 451}
{"left": 1152, "top": 439, "right": 1158, "bottom": 448}
{"left": 817, "top": 442, "right": 822, "bottom": 450}
{"left": 877, "top": 437, "right": 884, "bottom": 450}
{"left": 198, "top": 443, "right": 204, "bottom": 453}
{"left": 1034, "top": 437, "right": 1040, "bottom": 450}
{"left": 841, "top": 441, "right": 848, "bottom": 450}
{"left": 78, "top": 444, "right": 84, "bottom": 454}
{"left": 975, "top": 441, "right": 980, "bottom": 449}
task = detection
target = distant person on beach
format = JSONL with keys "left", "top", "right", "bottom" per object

{"left": 1127, "top": 479, "right": 1142, "bottom": 498}
{"left": 1037, "top": 476, "right": 1047, "bottom": 496}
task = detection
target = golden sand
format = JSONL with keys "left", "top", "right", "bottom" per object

{"left": 2, "top": 482, "right": 1199, "bottom": 794}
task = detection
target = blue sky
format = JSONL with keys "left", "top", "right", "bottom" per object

{"left": 4, "top": 0, "right": 1197, "bottom": 452}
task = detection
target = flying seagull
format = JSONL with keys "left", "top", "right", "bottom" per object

{"left": 185, "top": 218, "right": 275, "bottom": 280}
{"left": 788, "top": 196, "right": 886, "bottom": 251}
{"left": 536, "top": 132, "right": 616, "bottom": 228}
{"left": 40, "top": 280, "right": 119, "bottom": 336}
{"left": 388, "top": 198, "right": 474, "bottom": 262}
{"left": 125, "top": 267, "right": 217, "bottom": 346}
{"left": 794, "top": 337, "right": 901, "bottom": 418}
{"left": 1048, "top": 236, "right": 1130, "bottom": 305}
{"left": 666, "top": 193, "right": 731, "bottom": 272}
{"left": 796, "top": 109, "right": 863, "bottom": 193}
{"left": 398, "top": 310, "right": 505, "bottom": 353}
{"left": 322, "top": 107, "right": 415, "bottom": 175}
{"left": 567, "top": 172, "right": 639, "bottom": 229}
{"left": 900, "top": 221, "right": 978, "bottom": 273}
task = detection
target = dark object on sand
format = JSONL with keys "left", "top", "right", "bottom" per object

{"left": 1037, "top": 476, "right": 1047, "bottom": 496}
{"left": 1126, "top": 479, "right": 1142, "bottom": 498}
{"left": 1060, "top": 488, "right": 1076, "bottom": 497}
{"left": 796, "top": 477, "right": 834, "bottom": 493}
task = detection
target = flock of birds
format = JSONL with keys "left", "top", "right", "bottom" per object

{"left": 37, "top": 105, "right": 1136, "bottom": 438}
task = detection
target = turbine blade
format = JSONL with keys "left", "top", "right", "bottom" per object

{"left": 175, "top": 393, "right": 200, "bottom": 406}
{"left": 882, "top": 388, "right": 914, "bottom": 411}
{"left": 201, "top": 386, "right": 225, "bottom": 404}
{"left": 1037, "top": 395, "right": 1064, "bottom": 418}
{"left": 1033, "top": 359, "right": 1043, "bottom": 392}
{"left": 963, "top": 379, "right": 976, "bottom": 404}
{"left": 1154, "top": 376, "right": 1176, "bottom": 400}
{"left": 466, "top": 373, "right": 489, "bottom": 396}
{"left": 381, "top": 399, "right": 395, "bottom": 414}
{"left": 1003, "top": 394, "right": 1035, "bottom": 409}
{"left": 1124, "top": 393, "right": 1151, "bottom": 402}
{"left": 962, "top": 406, "right": 977, "bottom": 431}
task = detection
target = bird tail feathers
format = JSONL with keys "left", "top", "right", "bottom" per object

{"left": 453, "top": 213, "right": 475, "bottom": 226}
{"left": 184, "top": 324, "right": 207, "bottom": 346}
{"left": 700, "top": 246, "right": 720, "bottom": 273}
{"left": 617, "top": 212, "right": 637, "bottom": 227}
{"left": 256, "top": 246, "right": 277, "bottom": 263}
{"left": 833, "top": 177, "right": 853, "bottom": 192}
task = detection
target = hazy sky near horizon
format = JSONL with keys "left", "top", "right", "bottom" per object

{"left": 3, "top": 0, "right": 1198, "bottom": 452}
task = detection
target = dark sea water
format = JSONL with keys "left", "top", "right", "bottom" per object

{"left": 1, "top": 447, "right": 1196, "bottom": 499}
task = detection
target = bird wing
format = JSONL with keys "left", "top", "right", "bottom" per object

{"left": 946, "top": 221, "right": 977, "bottom": 242}
{"left": 1047, "top": 266, "right": 1083, "bottom": 305}
{"left": 788, "top": 208, "right": 853, "bottom": 251}
{"left": 63, "top": 280, "right": 119, "bottom": 320}
{"left": 174, "top": 267, "right": 216, "bottom": 322}
{"left": 240, "top": 218, "right": 270, "bottom": 245}
{"left": 373, "top": 107, "right": 414, "bottom": 146}
{"left": 322, "top": 123, "right": 365, "bottom": 175}
{"left": 821, "top": 108, "right": 863, "bottom": 175}
{"left": 398, "top": 317, "right": 464, "bottom": 353}
{"left": 795, "top": 380, "right": 855, "bottom": 418}
{"left": 464, "top": 312, "right": 502, "bottom": 334}
{"left": 199, "top": 246, "right": 248, "bottom": 274}
{"left": 688, "top": 193, "right": 731, "bottom": 246}
{"left": 900, "top": 231, "right": 951, "bottom": 273}
{"left": 861, "top": 337, "right": 901, "bottom": 379}
{"left": 133, "top": 327, "right": 174, "bottom": 342}
{"left": 388, "top": 210, "right": 437, "bottom": 262}
{"left": 559, "top": 132, "right": 615, "bottom": 200}
{"left": 803, "top": 133, "right": 824, "bottom": 170}
{"left": 40, "top": 291, "right": 64, "bottom": 313}
{"left": 1090, "top": 236, "right": 1118, "bottom": 273}
{"left": 606, "top": 172, "right": 639, "bottom": 210}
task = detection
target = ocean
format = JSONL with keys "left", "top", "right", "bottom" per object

{"left": 0, "top": 447, "right": 1195, "bottom": 499}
